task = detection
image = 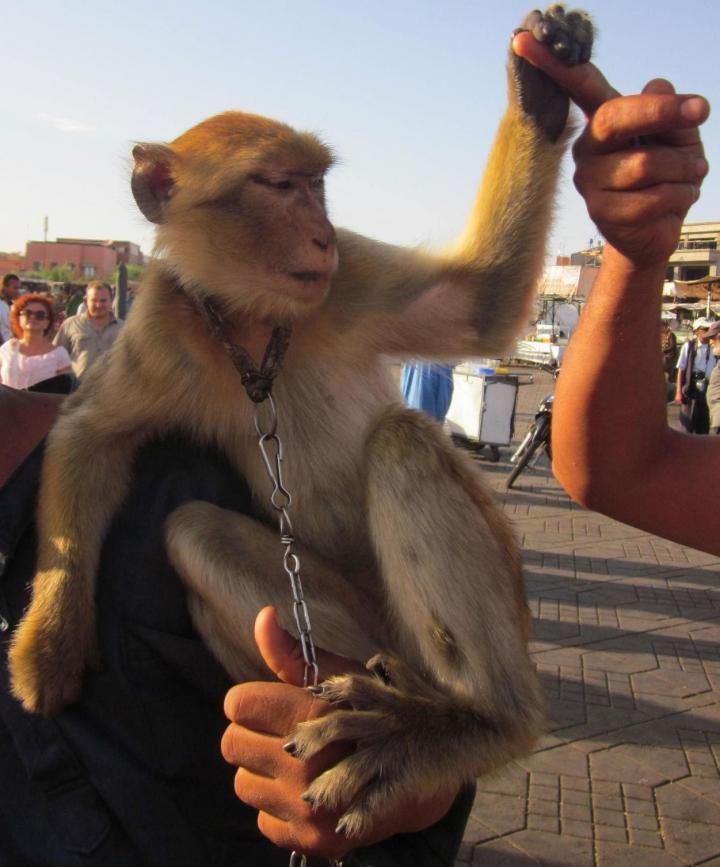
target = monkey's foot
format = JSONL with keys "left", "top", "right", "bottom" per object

{"left": 283, "top": 654, "right": 536, "bottom": 838}
{"left": 8, "top": 590, "right": 98, "bottom": 717}
{"left": 522, "top": 5, "right": 593, "bottom": 66}
{"left": 512, "top": 6, "right": 594, "bottom": 142}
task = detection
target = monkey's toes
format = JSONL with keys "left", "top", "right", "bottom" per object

{"left": 286, "top": 708, "right": 386, "bottom": 760}
{"left": 523, "top": 5, "right": 593, "bottom": 66}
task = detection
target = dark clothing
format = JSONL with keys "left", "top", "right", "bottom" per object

{"left": 680, "top": 391, "right": 711, "bottom": 435}
{"left": 0, "top": 437, "right": 473, "bottom": 867}
{"left": 679, "top": 338, "right": 713, "bottom": 435}
{"left": 661, "top": 328, "right": 678, "bottom": 380}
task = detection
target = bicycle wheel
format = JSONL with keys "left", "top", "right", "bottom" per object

{"left": 506, "top": 418, "right": 549, "bottom": 489}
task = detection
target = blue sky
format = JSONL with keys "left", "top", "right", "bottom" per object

{"left": 3, "top": 0, "right": 718, "bottom": 261}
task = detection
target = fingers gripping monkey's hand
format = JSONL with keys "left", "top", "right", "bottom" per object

{"left": 221, "top": 608, "right": 456, "bottom": 858}
{"left": 513, "top": 36, "right": 711, "bottom": 266}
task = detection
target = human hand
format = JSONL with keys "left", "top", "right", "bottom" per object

{"left": 221, "top": 607, "right": 457, "bottom": 860}
{"left": 512, "top": 32, "right": 711, "bottom": 266}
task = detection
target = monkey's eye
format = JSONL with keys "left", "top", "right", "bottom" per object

{"left": 249, "top": 174, "right": 294, "bottom": 192}
{"left": 311, "top": 176, "right": 325, "bottom": 191}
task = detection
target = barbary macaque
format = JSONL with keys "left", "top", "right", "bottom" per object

{"left": 10, "top": 6, "right": 593, "bottom": 836}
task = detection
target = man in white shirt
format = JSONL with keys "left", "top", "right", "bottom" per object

{"left": 675, "top": 317, "right": 716, "bottom": 434}
{"left": 0, "top": 274, "right": 21, "bottom": 344}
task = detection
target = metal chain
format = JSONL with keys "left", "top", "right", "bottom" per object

{"left": 254, "top": 395, "right": 322, "bottom": 867}
{"left": 190, "top": 293, "right": 335, "bottom": 865}
{"left": 254, "top": 394, "right": 319, "bottom": 689}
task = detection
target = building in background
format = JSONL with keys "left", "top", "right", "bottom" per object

{"left": 667, "top": 221, "right": 720, "bottom": 283}
{"left": 23, "top": 238, "right": 144, "bottom": 280}
{"left": 0, "top": 252, "right": 24, "bottom": 277}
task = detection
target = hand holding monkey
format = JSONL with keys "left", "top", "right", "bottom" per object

{"left": 222, "top": 609, "right": 457, "bottom": 859}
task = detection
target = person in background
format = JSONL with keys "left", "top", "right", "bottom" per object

{"left": 660, "top": 318, "right": 678, "bottom": 384}
{"left": 704, "top": 321, "right": 720, "bottom": 435}
{"left": 675, "top": 317, "right": 716, "bottom": 433}
{"left": 64, "top": 285, "right": 86, "bottom": 318}
{"left": 0, "top": 293, "right": 72, "bottom": 390}
{"left": 0, "top": 274, "right": 21, "bottom": 344}
{"left": 53, "top": 281, "right": 123, "bottom": 379}
{"left": 401, "top": 362, "right": 455, "bottom": 423}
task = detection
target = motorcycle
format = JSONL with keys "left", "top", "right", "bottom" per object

{"left": 506, "top": 365, "right": 559, "bottom": 489}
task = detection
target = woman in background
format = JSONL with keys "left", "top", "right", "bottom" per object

{"left": 0, "top": 293, "right": 72, "bottom": 390}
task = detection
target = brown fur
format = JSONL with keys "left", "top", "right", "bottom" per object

{"left": 10, "top": 7, "right": 592, "bottom": 837}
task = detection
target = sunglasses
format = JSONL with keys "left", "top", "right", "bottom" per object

{"left": 19, "top": 310, "right": 49, "bottom": 321}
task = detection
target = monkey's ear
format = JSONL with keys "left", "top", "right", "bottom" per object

{"left": 131, "top": 143, "right": 176, "bottom": 224}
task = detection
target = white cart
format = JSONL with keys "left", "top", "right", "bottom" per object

{"left": 445, "top": 365, "right": 521, "bottom": 461}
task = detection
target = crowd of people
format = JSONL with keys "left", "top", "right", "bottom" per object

{"left": 0, "top": 275, "right": 123, "bottom": 391}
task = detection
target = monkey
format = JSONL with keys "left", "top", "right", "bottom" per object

{"left": 9, "top": 6, "right": 593, "bottom": 838}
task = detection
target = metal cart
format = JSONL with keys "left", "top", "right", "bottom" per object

{"left": 445, "top": 365, "right": 525, "bottom": 461}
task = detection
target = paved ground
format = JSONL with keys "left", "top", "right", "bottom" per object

{"left": 456, "top": 367, "right": 720, "bottom": 866}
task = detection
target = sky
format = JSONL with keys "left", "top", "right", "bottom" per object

{"left": 3, "top": 0, "right": 719, "bottom": 262}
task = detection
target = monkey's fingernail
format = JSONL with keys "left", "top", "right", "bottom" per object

{"left": 696, "top": 158, "right": 709, "bottom": 177}
{"left": 307, "top": 685, "right": 324, "bottom": 696}
{"left": 283, "top": 741, "right": 297, "bottom": 755}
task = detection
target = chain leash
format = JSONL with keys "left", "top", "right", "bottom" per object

{"left": 189, "top": 290, "right": 343, "bottom": 866}
{"left": 254, "top": 394, "right": 320, "bottom": 690}
{"left": 254, "top": 396, "right": 326, "bottom": 867}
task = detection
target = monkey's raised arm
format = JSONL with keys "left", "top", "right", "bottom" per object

{"left": 329, "top": 7, "right": 592, "bottom": 360}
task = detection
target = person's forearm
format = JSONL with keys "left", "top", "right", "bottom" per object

{"left": 553, "top": 246, "right": 670, "bottom": 509}
{"left": 675, "top": 368, "right": 684, "bottom": 400}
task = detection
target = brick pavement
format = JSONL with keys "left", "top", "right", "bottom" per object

{"left": 456, "top": 368, "right": 720, "bottom": 866}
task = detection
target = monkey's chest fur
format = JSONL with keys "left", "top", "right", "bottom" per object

{"left": 224, "top": 352, "right": 400, "bottom": 568}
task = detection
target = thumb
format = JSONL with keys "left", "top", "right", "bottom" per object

{"left": 512, "top": 30, "right": 620, "bottom": 116}
{"left": 254, "top": 606, "right": 363, "bottom": 686}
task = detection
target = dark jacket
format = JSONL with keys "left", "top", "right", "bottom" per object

{"left": 0, "top": 437, "right": 472, "bottom": 867}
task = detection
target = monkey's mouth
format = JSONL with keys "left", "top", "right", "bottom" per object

{"left": 289, "top": 271, "right": 329, "bottom": 284}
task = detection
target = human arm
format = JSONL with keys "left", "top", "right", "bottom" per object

{"left": 675, "top": 342, "right": 689, "bottom": 402}
{"left": 221, "top": 608, "right": 462, "bottom": 862}
{"left": 53, "top": 346, "right": 72, "bottom": 376}
{"left": 512, "top": 38, "right": 716, "bottom": 552}
{"left": 0, "top": 303, "right": 11, "bottom": 343}
{"left": 52, "top": 322, "right": 71, "bottom": 353}
{"left": 0, "top": 343, "right": 10, "bottom": 385}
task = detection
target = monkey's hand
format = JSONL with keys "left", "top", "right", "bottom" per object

{"left": 222, "top": 610, "right": 457, "bottom": 859}
{"left": 510, "top": 6, "right": 593, "bottom": 142}
{"left": 282, "top": 653, "right": 530, "bottom": 839}
{"left": 9, "top": 573, "right": 99, "bottom": 717}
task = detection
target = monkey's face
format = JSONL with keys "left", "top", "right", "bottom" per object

{"left": 168, "top": 166, "right": 338, "bottom": 319}
{"left": 132, "top": 111, "right": 338, "bottom": 322}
